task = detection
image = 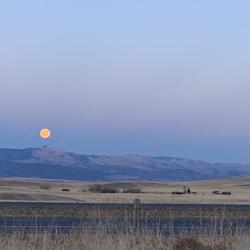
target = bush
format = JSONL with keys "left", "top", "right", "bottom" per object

{"left": 173, "top": 237, "right": 212, "bottom": 250}
{"left": 173, "top": 236, "right": 230, "bottom": 250}
{"left": 122, "top": 188, "right": 141, "bottom": 193}
{"left": 62, "top": 189, "right": 70, "bottom": 192}
{"left": 39, "top": 185, "right": 50, "bottom": 190}
{"left": 89, "top": 184, "right": 119, "bottom": 193}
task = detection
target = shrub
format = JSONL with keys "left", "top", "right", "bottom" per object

{"left": 221, "top": 192, "right": 231, "bottom": 195}
{"left": 39, "top": 185, "right": 50, "bottom": 190}
{"left": 122, "top": 188, "right": 141, "bottom": 193}
{"left": 89, "top": 184, "right": 119, "bottom": 193}
{"left": 173, "top": 237, "right": 212, "bottom": 250}
{"left": 62, "top": 189, "right": 70, "bottom": 192}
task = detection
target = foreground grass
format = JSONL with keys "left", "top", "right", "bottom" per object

{"left": 0, "top": 227, "right": 249, "bottom": 250}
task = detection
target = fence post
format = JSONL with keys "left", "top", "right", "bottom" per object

{"left": 133, "top": 198, "right": 141, "bottom": 233}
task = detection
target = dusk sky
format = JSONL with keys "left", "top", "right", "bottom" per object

{"left": 1, "top": 1, "right": 250, "bottom": 163}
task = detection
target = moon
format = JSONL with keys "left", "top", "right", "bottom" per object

{"left": 40, "top": 128, "right": 51, "bottom": 139}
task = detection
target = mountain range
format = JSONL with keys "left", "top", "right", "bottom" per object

{"left": 0, "top": 145, "right": 249, "bottom": 181}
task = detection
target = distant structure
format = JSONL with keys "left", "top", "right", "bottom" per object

{"left": 172, "top": 186, "right": 192, "bottom": 195}
{"left": 62, "top": 188, "right": 70, "bottom": 192}
{"left": 183, "top": 186, "right": 191, "bottom": 194}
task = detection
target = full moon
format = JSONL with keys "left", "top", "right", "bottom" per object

{"left": 40, "top": 128, "right": 51, "bottom": 139}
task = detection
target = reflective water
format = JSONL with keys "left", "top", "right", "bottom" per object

{"left": 0, "top": 202, "right": 249, "bottom": 233}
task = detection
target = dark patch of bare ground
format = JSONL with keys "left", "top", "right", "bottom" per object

{"left": 0, "top": 193, "right": 79, "bottom": 201}
{"left": 173, "top": 237, "right": 230, "bottom": 250}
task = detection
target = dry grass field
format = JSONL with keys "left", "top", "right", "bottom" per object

{"left": 0, "top": 228, "right": 247, "bottom": 250}
{"left": 0, "top": 177, "right": 249, "bottom": 204}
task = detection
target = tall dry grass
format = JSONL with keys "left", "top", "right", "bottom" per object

{"left": 0, "top": 225, "right": 249, "bottom": 250}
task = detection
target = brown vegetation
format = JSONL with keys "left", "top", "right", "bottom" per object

{"left": 222, "top": 192, "right": 232, "bottom": 195}
{"left": 89, "top": 184, "right": 119, "bottom": 193}
{"left": 0, "top": 226, "right": 246, "bottom": 250}
{"left": 122, "top": 188, "right": 141, "bottom": 193}
{"left": 62, "top": 189, "right": 70, "bottom": 192}
{"left": 173, "top": 236, "right": 230, "bottom": 250}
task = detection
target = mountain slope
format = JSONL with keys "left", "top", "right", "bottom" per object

{"left": 0, "top": 145, "right": 249, "bottom": 181}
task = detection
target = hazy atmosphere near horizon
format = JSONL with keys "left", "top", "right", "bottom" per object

{"left": 1, "top": 1, "right": 250, "bottom": 163}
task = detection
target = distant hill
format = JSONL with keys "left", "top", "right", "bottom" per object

{"left": 0, "top": 145, "right": 249, "bottom": 181}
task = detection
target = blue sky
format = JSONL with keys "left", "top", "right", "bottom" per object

{"left": 1, "top": 1, "right": 250, "bottom": 163}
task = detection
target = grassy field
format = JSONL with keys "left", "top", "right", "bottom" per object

{"left": 0, "top": 177, "right": 249, "bottom": 204}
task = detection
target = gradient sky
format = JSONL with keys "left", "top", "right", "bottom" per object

{"left": 1, "top": 1, "right": 250, "bottom": 163}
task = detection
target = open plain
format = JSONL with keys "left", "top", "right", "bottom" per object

{"left": 0, "top": 177, "right": 249, "bottom": 204}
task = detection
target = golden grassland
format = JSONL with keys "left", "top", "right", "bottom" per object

{"left": 0, "top": 177, "right": 249, "bottom": 204}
